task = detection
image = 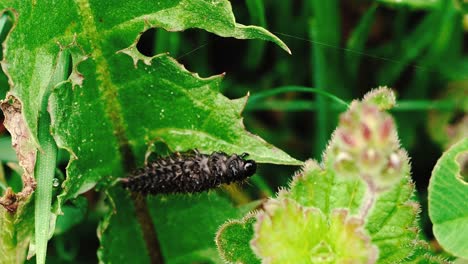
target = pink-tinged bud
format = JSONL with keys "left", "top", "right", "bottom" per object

{"left": 339, "top": 131, "right": 356, "bottom": 147}
{"left": 380, "top": 117, "right": 393, "bottom": 142}
{"left": 361, "top": 122, "right": 372, "bottom": 141}
{"left": 362, "top": 104, "right": 378, "bottom": 117}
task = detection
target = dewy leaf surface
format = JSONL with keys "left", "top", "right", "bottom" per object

{"left": 0, "top": 1, "right": 298, "bottom": 206}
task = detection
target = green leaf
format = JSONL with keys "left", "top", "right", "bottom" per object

{"left": 365, "top": 177, "right": 420, "bottom": 263}
{"left": 0, "top": 193, "right": 34, "bottom": 264}
{"left": 429, "top": 138, "right": 468, "bottom": 259}
{"left": 216, "top": 214, "right": 260, "bottom": 264}
{"left": 218, "top": 89, "right": 431, "bottom": 263}
{"left": 147, "top": 192, "right": 243, "bottom": 264}
{"left": 53, "top": 196, "right": 87, "bottom": 235}
{"left": 280, "top": 160, "right": 366, "bottom": 215}
{"left": 97, "top": 188, "right": 151, "bottom": 264}
{"left": 1, "top": 1, "right": 296, "bottom": 262}
{"left": 405, "top": 241, "right": 451, "bottom": 264}
{"left": 251, "top": 198, "right": 377, "bottom": 263}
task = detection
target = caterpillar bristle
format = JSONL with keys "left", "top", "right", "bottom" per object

{"left": 121, "top": 150, "right": 257, "bottom": 195}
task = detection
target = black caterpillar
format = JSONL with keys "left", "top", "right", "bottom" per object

{"left": 121, "top": 150, "right": 256, "bottom": 194}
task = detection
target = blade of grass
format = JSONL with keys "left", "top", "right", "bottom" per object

{"left": 345, "top": 4, "right": 377, "bottom": 87}
{"left": 245, "top": 0, "right": 267, "bottom": 69}
{"left": 375, "top": 7, "right": 440, "bottom": 85}
{"left": 34, "top": 50, "right": 69, "bottom": 264}
{"left": 309, "top": 0, "right": 346, "bottom": 159}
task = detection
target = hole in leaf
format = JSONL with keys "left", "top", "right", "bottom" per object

{"left": 0, "top": 11, "right": 15, "bottom": 99}
{"left": 137, "top": 28, "right": 183, "bottom": 57}
{"left": 456, "top": 152, "right": 467, "bottom": 183}
{"left": 66, "top": 52, "right": 73, "bottom": 80}
{"left": 0, "top": 11, "right": 15, "bottom": 58}
{"left": 137, "top": 28, "right": 156, "bottom": 57}
{"left": 144, "top": 139, "right": 171, "bottom": 164}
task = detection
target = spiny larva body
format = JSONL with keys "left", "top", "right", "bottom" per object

{"left": 121, "top": 150, "right": 256, "bottom": 194}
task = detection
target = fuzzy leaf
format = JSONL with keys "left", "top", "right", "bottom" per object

{"left": 280, "top": 160, "right": 366, "bottom": 215}
{"left": 365, "top": 177, "right": 420, "bottom": 263}
{"left": 217, "top": 89, "right": 430, "bottom": 263}
{"left": 251, "top": 198, "right": 377, "bottom": 264}
{"left": 429, "top": 138, "right": 468, "bottom": 259}
{"left": 216, "top": 214, "right": 260, "bottom": 264}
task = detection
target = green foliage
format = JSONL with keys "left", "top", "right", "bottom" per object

{"left": 0, "top": 1, "right": 465, "bottom": 263}
{"left": 429, "top": 138, "right": 468, "bottom": 259}
{"left": 147, "top": 192, "right": 244, "bottom": 263}
{"left": 217, "top": 214, "right": 260, "bottom": 264}
{"left": 217, "top": 89, "right": 446, "bottom": 263}
{"left": 0, "top": 1, "right": 297, "bottom": 263}
{"left": 252, "top": 198, "right": 377, "bottom": 263}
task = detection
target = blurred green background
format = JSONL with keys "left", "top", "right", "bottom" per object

{"left": 1, "top": 0, "right": 467, "bottom": 262}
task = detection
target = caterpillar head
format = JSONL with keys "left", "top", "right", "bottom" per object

{"left": 227, "top": 153, "right": 257, "bottom": 180}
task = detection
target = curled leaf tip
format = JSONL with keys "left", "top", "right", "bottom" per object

{"left": 363, "top": 86, "right": 396, "bottom": 110}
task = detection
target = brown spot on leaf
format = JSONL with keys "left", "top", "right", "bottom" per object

{"left": 0, "top": 188, "right": 18, "bottom": 213}
{"left": 0, "top": 95, "right": 37, "bottom": 212}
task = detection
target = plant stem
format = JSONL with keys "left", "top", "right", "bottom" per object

{"left": 132, "top": 193, "right": 165, "bottom": 264}
{"left": 247, "top": 96, "right": 457, "bottom": 112}
{"left": 248, "top": 86, "right": 349, "bottom": 107}
{"left": 34, "top": 50, "right": 67, "bottom": 264}
{"left": 360, "top": 180, "right": 377, "bottom": 220}
{"left": 34, "top": 112, "right": 57, "bottom": 264}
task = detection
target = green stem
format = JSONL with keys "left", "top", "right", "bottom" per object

{"left": 34, "top": 114, "right": 57, "bottom": 264}
{"left": 34, "top": 51, "right": 69, "bottom": 264}
{"left": 247, "top": 93, "right": 458, "bottom": 113}
{"left": 248, "top": 86, "right": 349, "bottom": 107}
{"left": 393, "top": 100, "right": 457, "bottom": 111}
